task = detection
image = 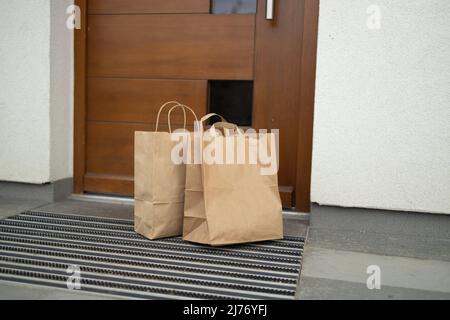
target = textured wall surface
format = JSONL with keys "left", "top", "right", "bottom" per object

{"left": 0, "top": 1, "right": 51, "bottom": 183}
{"left": 0, "top": 0, "right": 73, "bottom": 184}
{"left": 311, "top": 0, "right": 450, "bottom": 214}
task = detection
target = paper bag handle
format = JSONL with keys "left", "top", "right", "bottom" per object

{"left": 200, "top": 113, "right": 227, "bottom": 124}
{"left": 167, "top": 104, "right": 199, "bottom": 133}
{"left": 155, "top": 101, "right": 183, "bottom": 132}
{"left": 211, "top": 121, "right": 244, "bottom": 136}
{"left": 155, "top": 101, "right": 198, "bottom": 133}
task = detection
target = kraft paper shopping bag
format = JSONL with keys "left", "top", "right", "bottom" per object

{"left": 183, "top": 119, "right": 283, "bottom": 246}
{"left": 135, "top": 101, "right": 198, "bottom": 239}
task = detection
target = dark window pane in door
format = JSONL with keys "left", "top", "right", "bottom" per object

{"left": 211, "top": 0, "right": 257, "bottom": 14}
{"left": 209, "top": 81, "right": 253, "bottom": 126}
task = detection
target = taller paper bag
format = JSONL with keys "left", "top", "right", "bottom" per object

{"left": 135, "top": 102, "right": 197, "bottom": 240}
{"left": 183, "top": 120, "right": 283, "bottom": 246}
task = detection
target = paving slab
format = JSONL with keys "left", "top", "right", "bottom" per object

{"left": 300, "top": 246, "right": 450, "bottom": 295}
{"left": 298, "top": 277, "right": 450, "bottom": 300}
{"left": 307, "top": 227, "right": 450, "bottom": 261}
{"left": 0, "top": 197, "right": 49, "bottom": 219}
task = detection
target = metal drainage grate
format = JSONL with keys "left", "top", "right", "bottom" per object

{"left": 0, "top": 210, "right": 304, "bottom": 300}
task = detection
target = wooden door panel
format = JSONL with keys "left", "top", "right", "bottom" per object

{"left": 87, "top": 14, "right": 255, "bottom": 80}
{"left": 88, "top": 0, "right": 210, "bottom": 14}
{"left": 87, "top": 78, "right": 207, "bottom": 124}
{"left": 253, "top": 0, "right": 305, "bottom": 208}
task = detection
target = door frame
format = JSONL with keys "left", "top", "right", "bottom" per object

{"left": 73, "top": 0, "right": 320, "bottom": 213}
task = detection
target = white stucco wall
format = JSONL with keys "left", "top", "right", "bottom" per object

{"left": 0, "top": 0, "right": 73, "bottom": 184}
{"left": 311, "top": 0, "right": 450, "bottom": 214}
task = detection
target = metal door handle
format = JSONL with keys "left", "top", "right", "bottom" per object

{"left": 266, "top": 0, "right": 274, "bottom": 20}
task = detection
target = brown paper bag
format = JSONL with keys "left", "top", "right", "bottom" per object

{"left": 135, "top": 101, "right": 198, "bottom": 239}
{"left": 183, "top": 120, "right": 283, "bottom": 246}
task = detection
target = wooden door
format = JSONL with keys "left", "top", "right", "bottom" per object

{"left": 74, "top": 0, "right": 319, "bottom": 212}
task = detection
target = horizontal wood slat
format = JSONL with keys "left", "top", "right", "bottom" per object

{"left": 87, "top": 14, "right": 255, "bottom": 80}
{"left": 88, "top": 0, "right": 210, "bottom": 14}
{"left": 86, "top": 122, "right": 145, "bottom": 177}
{"left": 84, "top": 121, "right": 294, "bottom": 204}
{"left": 86, "top": 123, "right": 294, "bottom": 203}
{"left": 85, "top": 173, "right": 294, "bottom": 204}
{"left": 87, "top": 78, "right": 207, "bottom": 124}
{"left": 86, "top": 122, "right": 193, "bottom": 177}
{"left": 84, "top": 173, "right": 134, "bottom": 195}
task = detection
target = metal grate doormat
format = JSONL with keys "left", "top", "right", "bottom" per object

{"left": 0, "top": 210, "right": 304, "bottom": 300}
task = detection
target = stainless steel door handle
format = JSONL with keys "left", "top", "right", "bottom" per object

{"left": 266, "top": 0, "right": 274, "bottom": 20}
